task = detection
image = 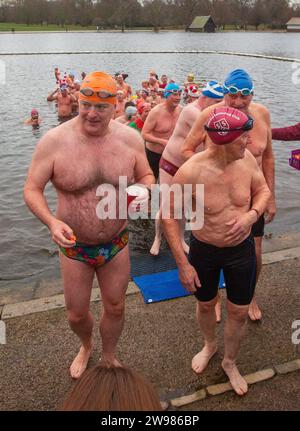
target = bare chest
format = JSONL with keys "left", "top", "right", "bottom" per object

{"left": 199, "top": 167, "right": 252, "bottom": 214}
{"left": 52, "top": 141, "right": 135, "bottom": 193}
{"left": 154, "top": 110, "right": 179, "bottom": 137}
{"left": 58, "top": 95, "right": 72, "bottom": 106}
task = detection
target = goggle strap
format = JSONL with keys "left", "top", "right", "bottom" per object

{"left": 205, "top": 125, "right": 252, "bottom": 132}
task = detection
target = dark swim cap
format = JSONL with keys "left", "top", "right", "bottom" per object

{"left": 205, "top": 107, "right": 254, "bottom": 145}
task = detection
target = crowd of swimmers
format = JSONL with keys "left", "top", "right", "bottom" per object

{"left": 23, "top": 66, "right": 299, "bottom": 409}
{"left": 24, "top": 68, "right": 209, "bottom": 127}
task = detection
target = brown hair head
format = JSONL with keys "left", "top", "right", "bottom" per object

{"left": 61, "top": 365, "right": 162, "bottom": 411}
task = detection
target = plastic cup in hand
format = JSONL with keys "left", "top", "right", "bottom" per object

{"left": 126, "top": 184, "right": 149, "bottom": 213}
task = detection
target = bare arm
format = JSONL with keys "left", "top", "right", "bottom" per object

{"left": 127, "top": 84, "right": 132, "bottom": 98}
{"left": 250, "top": 153, "right": 272, "bottom": 217}
{"left": 181, "top": 108, "right": 210, "bottom": 160}
{"left": 225, "top": 152, "right": 271, "bottom": 242}
{"left": 47, "top": 88, "right": 59, "bottom": 102}
{"left": 69, "top": 93, "right": 77, "bottom": 103}
{"left": 261, "top": 109, "right": 276, "bottom": 223}
{"left": 162, "top": 166, "right": 201, "bottom": 292}
{"left": 131, "top": 131, "right": 156, "bottom": 187}
{"left": 141, "top": 108, "right": 168, "bottom": 148}
{"left": 24, "top": 132, "right": 75, "bottom": 247}
{"left": 24, "top": 134, "right": 57, "bottom": 228}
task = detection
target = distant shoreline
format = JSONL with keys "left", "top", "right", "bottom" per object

{"left": 0, "top": 28, "right": 288, "bottom": 35}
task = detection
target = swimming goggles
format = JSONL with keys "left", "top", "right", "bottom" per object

{"left": 205, "top": 116, "right": 254, "bottom": 133}
{"left": 80, "top": 88, "right": 117, "bottom": 98}
{"left": 223, "top": 84, "right": 254, "bottom": 96}
{"left": 165, "top": 89, "right": 182, "bottom": 95}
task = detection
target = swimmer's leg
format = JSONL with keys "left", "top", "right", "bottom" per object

{"left": 248, "top": 236, "right": 262, "bottom": 321}
{"left": 222, "top": 300, "right": 249, "bottom": 395}
{"left": 215, "top": 290, "right": 222, "bottom": 323}
{"left": 192, "top": 297, "right": 218, "bottom": 374}
{"left": 96, "top": 246, "right": 130, "bottom": 367}
{"left": 150, "top": 208, "right": 162, "bottom": 256}
{"left": 60, "top": 253, "right": 94, "bottom": 379}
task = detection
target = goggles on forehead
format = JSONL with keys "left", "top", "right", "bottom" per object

{"left": 80, "top": 88, "right": 117, "bottom": 98}
{"left": 223, "top": 84, "right": 254, "bottom": 96}
{"left": 205, "top": 116, "right": 254, "bottom": 133}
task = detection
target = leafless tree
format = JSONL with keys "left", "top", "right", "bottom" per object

{"left": 249, "top": 0, "right": 267, "bottom": 30}
{"left": 0, "top": 0, "right": 295, "bottom": 29}
{"left": 142, "top": 0, "right": 168, "bottom": 31}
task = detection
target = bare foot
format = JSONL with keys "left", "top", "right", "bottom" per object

{"left": 150, "top": 237, "right": 161, "bottom": 256}
{"left": 70, "top": 344, "right": 92, "bottom": 379}
{"left": 248, "top": 297, "right": 262, "bottom": 321}
{"left": 160, "top": 400, "right": 169, "bottom": 411}
{"left": 215, "top": 294, "right": 222, "bottom": 323}
{"left": 181, "top": 241, "right": 190, "bottom": 255}
{"left": 192, "top": 344, "right": 217, "bottom": 374}
{"left": 222, "top": 360, "right": 248, "bottom": 396}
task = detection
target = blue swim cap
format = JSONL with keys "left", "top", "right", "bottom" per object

{"left": 164, "top": 83, "right": 181, "bottom": 98}
{"left": 202, "top": 81, "right": 223, "bottom": 99}
{"left": 223, "top": 69, "right": 254, "bottom": 95}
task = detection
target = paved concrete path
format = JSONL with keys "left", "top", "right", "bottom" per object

{"left": 0, "top": 255, "right": 299, "bottom": 411}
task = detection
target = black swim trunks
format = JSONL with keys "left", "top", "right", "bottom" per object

{"left": 145, "top": 147, "right": 161, "bottom": 179}
{"left": 188, "top": 234, "right": 256, "bottom": 306}
{"left": 251, "top": 214, "right": 265, "bottom": 238}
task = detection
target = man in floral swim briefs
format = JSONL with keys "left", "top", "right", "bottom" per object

{"left": 24, "top": 71, "right": 154, "bottom": 379}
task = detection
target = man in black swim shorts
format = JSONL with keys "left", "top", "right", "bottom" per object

{"left": 163, "top": 107, "right": 271, "bottom": 396}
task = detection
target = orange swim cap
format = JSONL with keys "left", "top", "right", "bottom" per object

{"left": 79, "top": 71, "right": 117, "bottom": 105}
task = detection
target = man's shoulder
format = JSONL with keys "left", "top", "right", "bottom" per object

{"left": 244, "top": 149, "right": 259, "bottom": 166}
{"left": 250, "top": 102, "right": 270, "bottom": 116}
{"left": 177, "top": 104, "right": 184, "bottom": 114}
{"left": 111, "top": 119, "right": 140, "bottom": 137}
{"left": 178, "top": 104, "right": 198, "bottom": 127}
{"left": 179, "top": 150, "right": 209, "bottom": 174}
{"left": 152, "top": 103, "right": 164, "bottom": 113}
{"left": 42, "top": 118, "right": 73, "bottom": 141}
{"left": 145, "top": 103, "right": 162, "bottom": 119}
{"left": 182, "top": 102, "right": 199, "bottom": 117}
{"left": 198, "top": 103, "right": 216, "bottom": 120}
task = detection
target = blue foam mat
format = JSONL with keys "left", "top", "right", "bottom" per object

{"left": 130, "top": 250, "right": 177, "bottom": 277}
{"left": 133, "top": 269, "right": 225, "bottom": 304}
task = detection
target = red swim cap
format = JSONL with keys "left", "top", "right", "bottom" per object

{"left": 205, "top": 107, "right": 253, "bottom": 145}
{"left": 31, "top": 109, "right": 38, "bottom": 116}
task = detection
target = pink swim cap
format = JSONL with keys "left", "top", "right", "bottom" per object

{"left": 31, "top": 109, "right": 38, "bottom": 116}
{"left": 205, "top": 107, "right": 253, "bottom": 145}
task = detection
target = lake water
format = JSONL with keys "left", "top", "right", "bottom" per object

{"left": 0, "top": 31, "right": 299, "bottom": 284}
